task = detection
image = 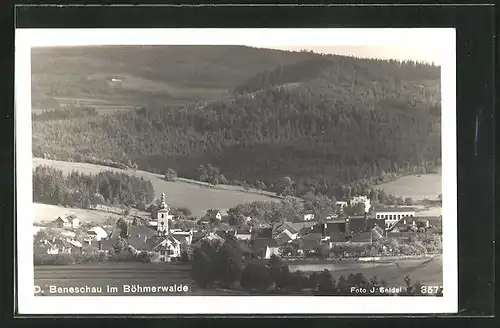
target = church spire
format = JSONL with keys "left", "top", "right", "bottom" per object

{"left": 158, "top": 192, "right": 168, "bottom": 210}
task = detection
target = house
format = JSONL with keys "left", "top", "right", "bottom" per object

{"left": 272, "top": 222, "right": 299, "bottom": 240}
{"left": 321, "top": 220, "right": 347, "bottom": 236}
{"left": 235, "top": 229, "right": 253, "bottom": 240}
{"left": 324, "top": 213, "right": 339, "bottom": 220}
{"left": 37, "top": 238, "right": 74, "bottom": 254}
{"left": 54, "top": 215, "right": 79, "bottom": 229}
{"left": 34, "top": 240, "right": 59, "bottom": 255}
{"left": 251, "top": 238, "right": 279, "bottom": 259}
{"left": 349, "top": 195, "right": 372, "bottom": 213}
{"left": 60, "top": 230, "right": 77, "bottom": 239}
{"left": 171, "top": 230, "right": 194, "bottom": 245}
{"left": 298, "top": 233, "right": 323, "bottom": 254}
{"left": 387, "top": 231, "right": 418, "bottom": 241}
{"left": 345, "top": 214, "right": 383, "bottom": 233}
{"left": 349, "top": 232, "right": 373, "bottom": 244}
{"left": 255, "top": 227, "right": 273, "bottom": 239}
{"left": 214, "top": 230, "right": 236, "bottom": 240}
{"left": 86, "top": 226, "right": 108, "bottom": 241}
{"left": 335, "top": 201, "right": 349, "bottom": 211}
{"left": 205, "top": 209, "right": 222, "bottom": 221}
{"left": 302, "top": 213, "right": 315, "bottom": 221}
{"left": 374, "top": 207, "right": 416, "bottom": 228}
{"left": 143, "top": 235, "right": 182, "bottom": 262}
{"left": 191, "top": 231, "right": 207, "bottom": 244}
{"left": 275, "top": 230, "right": 295, "bottom": 245}
{"left": 329, "top": 232, "right": 351, "bottom": 243}
{"left": 109, "top": 224, "right": 157, "bottom": 241}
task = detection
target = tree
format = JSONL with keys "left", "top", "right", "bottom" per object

{"left": 116, "top": 218, "right": 128, "bottom": 238}
{"left": 317, "top": 269, "right": 335, "bottom": 295}
{"left": 240, "top": 262, "right": 275, "bottom": 293}
{"left": 191, "top": 244, "right": 217, "bottom": 288}
{"left": 255, "top": 180, "right": 267, "bottom": 191}
{"left": 164, "top": 168, "right": 178, "bottom": 182}
{"left": 113, "top": 237, "right": 128, "bottom": 254}
{"left": 276, "top": 176, "right": 295, "bottom": 197}
{"left": 404, "top": 197, "right": 413, "bottom": 206}
{"left": 215, "top": 236, "right": 244, "bottom": 288}
{"left": 268, "top": 255, "right": 291, "bottom": 290}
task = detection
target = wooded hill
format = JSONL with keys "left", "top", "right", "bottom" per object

{"left": 31, "top": 46, "right": 317, "bottom": 108}
{"left": 32, "top": 47, "right": 441, "bottom": 200}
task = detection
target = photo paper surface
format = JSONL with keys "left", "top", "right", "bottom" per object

{"left": 16, "top": 28, "right": 457, "bottom": 314}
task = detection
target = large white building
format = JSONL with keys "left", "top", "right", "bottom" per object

{"left": 374, "top": 208, "right": 416, "bottom": 228}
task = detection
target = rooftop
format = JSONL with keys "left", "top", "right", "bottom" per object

{"left": 374, "top": 207, "right": 416, "bottom": 213}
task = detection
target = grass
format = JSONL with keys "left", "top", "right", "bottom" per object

{"left": 377, "top": 173, "right": 442, "bottom": 201}
{"left": 32, "top": 203, "right": 147, "bottom": 225}
{"left": 33, "top": 158, "right": 282, "bottom": 218}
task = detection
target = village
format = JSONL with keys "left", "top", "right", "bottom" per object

{"left": 33, "top": 191, "right": 442, "bottom": 264}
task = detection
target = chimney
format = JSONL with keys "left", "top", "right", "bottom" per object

{"left": 345, "top": 218, "right": 350, "bottom": 233}
{"left": 426, "top": 220, "right": 430, "bottom": 228}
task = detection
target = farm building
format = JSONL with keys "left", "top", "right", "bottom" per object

{"left": 373, "top": 207, "right": 416, "bottom": 228}
{"left": 54, "top": 215, "right": 80, "bottom": 229}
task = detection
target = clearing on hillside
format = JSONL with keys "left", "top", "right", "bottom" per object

{"left": 377, "top": 174, "right": 442, "bottom": 201}
{"left": 32, "top": 158, "right": 281, "bottom": 218}
{"left": 32, "top": 203, "right": 146, "bottom": 225}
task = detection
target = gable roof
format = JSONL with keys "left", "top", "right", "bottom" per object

{"left": 206, "top": 209, "right": 221, "bottom": 217}
{"left": 236, "top": 229, "right": 252, "bottom": 235}
{"left": 329, "top": 232, "right": 351, "bottom": 242}
{"left": 215, "top": 230, "right": 236, "bottom": 239}
{"left": 275, "top": 231, "right": 293, "bottom": 244}
{"left": 109, "top": 225, "right": 157, "bottom": 240}
{"left": 288, "top": 221, "right": 317, "bottom": 232}
{"left": 272, "top": 222, "right": 298, "bottom": 235}
{"left": 324, "top": 221, "right": 347, "bottom": 234}
{"left": 350, "top": 232, "right": 372, "bottom": 242}
{"left": 300, "top": 232, "right": 323, "bottom": 241}
{"left": 55, "top": 216, "right": 69, "bottom": 223}
{"left": 191, "top": 231, "right": 206, "bottom": 244}
{"left": 256, "top": 227, "right": 273, "bottom": 239}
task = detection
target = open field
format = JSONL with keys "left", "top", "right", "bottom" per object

{"left": 33, "top": 255, "right": 442, "bottom": 296}
{"left": 32, "top": 203, "right": 148, "bottom": 225}
{"left": 377, "top": 174, "right": 442, "bottom": 201}
{"left": 289, "top": 255, "right": 442, "bottom": 287}
{"left": 33, "top": 158, "right": 282, "bottom": 218}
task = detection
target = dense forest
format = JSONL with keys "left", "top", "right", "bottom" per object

{"left": 32, "top": 48, "right": 441, "bottom": 200}
{"left": 33, "top": 165, "right": 155, "bottom": 208}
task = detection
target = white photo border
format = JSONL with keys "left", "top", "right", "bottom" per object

{"left": 15, "top": 28, "right": 457, "bottom": 315}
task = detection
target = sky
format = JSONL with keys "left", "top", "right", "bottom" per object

{"left": 268, "top": 45, "right": 443, "bottom": 65}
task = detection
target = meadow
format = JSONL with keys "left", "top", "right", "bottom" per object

{"left": 377, "top": 173, "right": 442, "bottom": 201}
{"left": 32, "top": 203, "right": 147, "bottom": 225}
{"left": 33, "top": 158, "right": 282, "bottom": 218}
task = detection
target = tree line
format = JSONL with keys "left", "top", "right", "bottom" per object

{"left": 33, "top": 165, "right": 155, "bottom": 208}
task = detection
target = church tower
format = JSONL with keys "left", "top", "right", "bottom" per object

{"left": 157, "top": 192, "right": 172, "bottom": 236}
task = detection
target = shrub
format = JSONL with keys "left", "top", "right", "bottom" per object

{"left": 240, "top": 262, "right": 274, "bottom": 292}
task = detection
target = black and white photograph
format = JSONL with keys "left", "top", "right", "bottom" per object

{"left": 16, "top": 28, "right": 457, "bottom": 314}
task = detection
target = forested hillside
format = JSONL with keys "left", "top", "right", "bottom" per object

{"left": 31, "top": 46, "right": 317, "bottom": 108}
{"left": 32, "top": 49, "right": 441, "bottom": 200}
